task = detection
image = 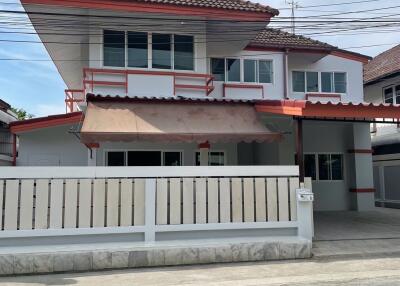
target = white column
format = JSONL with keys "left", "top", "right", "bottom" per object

{"left": 144, "top": 178, "right": 156, "bottom": 243}
{"left": 350, "top": 123, "right": 375, "bottom": 211}
{"left": 296, "top": 185, "right": 314, "bottom": 241}
{"left": 87, "top": 148, "right": 97, "bottom": 166}
{"left": 199, "top": 142, "right": 210, "bottom": 166}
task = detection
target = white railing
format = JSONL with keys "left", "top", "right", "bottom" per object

{"left": 0, "top": 166, "right": 313, "bottom": 243}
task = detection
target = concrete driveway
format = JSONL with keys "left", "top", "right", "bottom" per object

{"left": 314, "top": 207, "right": 400, "bottom": 241}
{"left": 313, "top": 207, "right": 400, "bottom": 258}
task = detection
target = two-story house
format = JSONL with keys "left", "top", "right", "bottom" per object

{"left": 10, "top": 0, "right": 400, "bottom": 212}
{"left": 364, "top": 45, "right": 400, "bottom": 207}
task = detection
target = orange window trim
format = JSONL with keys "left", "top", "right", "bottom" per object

{"left": 21, "top": 0, "right": 273, "bottom": 21}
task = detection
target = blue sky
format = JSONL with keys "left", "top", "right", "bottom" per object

{"left": 0, "top": 0, "right": 399, "bottom": 117}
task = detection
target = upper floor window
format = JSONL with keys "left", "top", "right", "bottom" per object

{"left": 384, "top": 85, "right": 400, "bottom": 104}
{"left": 227, "top": 58, "right": 241, "bottom": 82}
{"left": 103, "top": 30, "right": 125, "bottom": 67}
{"left": 293, "top": 71, "right": 347, "bottom": 93}
{"left": 174, "top": 35, "right": 194, "bottom": 71}
{"left": 321, "top": 72, "right": 346, "bottom": 93}
{"left": 103, "top": 30, "right": 194, "bottom": 71}
{"left": 128, "top": 31, "right": 148, "bottom": 68}
{"left": 152, "top": 33, "right": 171, "bottom": 69}
{"left": 211, "top": 58, "right": 273, "bottom": 84}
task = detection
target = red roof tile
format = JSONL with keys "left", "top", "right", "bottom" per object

{"left": 364, "top": 44, "right": 400, "bottom": 84}
{"left": 124, "top": 0, "right": 279, "bottom": 15}
{"left": 249, "top": 28, "right": 335, "bottom": 50}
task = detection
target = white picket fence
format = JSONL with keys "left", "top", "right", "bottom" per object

{"left": 0, "top": 166, "right": 313, "bottom": 242}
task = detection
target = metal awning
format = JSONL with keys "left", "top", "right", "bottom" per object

{"left": 80, "top": 101, "right": 282, "bottom": 144}
{"left": 255, "top": 100, "right": 400, "bottom": 122}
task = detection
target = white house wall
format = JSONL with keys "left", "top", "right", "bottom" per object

{"left": 17, "top": 125, "right": 87, "bottom": 166}
{"left": 289, "top": 55, "right": 364, "bottom": 103}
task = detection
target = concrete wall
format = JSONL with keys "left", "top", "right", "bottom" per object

{"left": 17, "top": 124, "right": 87, "bottom": 166}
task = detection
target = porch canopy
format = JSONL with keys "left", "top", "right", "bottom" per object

{"left": 80, "top": 101, "right": 282, "bottom": 144}
{"left": 255, "top": 100, "right": 400, "bottom": 121}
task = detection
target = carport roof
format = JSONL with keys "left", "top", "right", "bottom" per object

{"left": 255, "top": 100, "right": 400, "bottom": 121}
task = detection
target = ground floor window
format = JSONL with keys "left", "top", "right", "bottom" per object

{"left": 304, "top": 153, "right": 343, "bottom": 181}
{"left": 106, "top": 150, "right": 182, "bottom": 166}
{"left": 195, "top": 151, "right": 225, "bottom": 166}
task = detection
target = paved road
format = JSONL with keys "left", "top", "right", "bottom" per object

{"left": 1, "top": 255, "right": 400, "bottom": 285}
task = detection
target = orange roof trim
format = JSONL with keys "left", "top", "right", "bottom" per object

{"left": 10, "top": 111, "right": 83, "bottom": 134}
{"left": 21, "top": 0, "right": 277, "bottom": 21}
{"left": 255, "top": 100, "right": 400, "bottom": 119}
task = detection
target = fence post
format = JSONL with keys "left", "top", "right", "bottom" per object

{"left": 296, "top": 184, "right": 314, "bottom": 241}
{"left": 144, "top": 178, "right": 156, "bottom": 243}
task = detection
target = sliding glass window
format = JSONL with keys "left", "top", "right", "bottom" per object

{"left": 152, "top": 33, "right": 172, "bottom": 69}
{"left": 103, "top": 30, "right": 125, "bottom": 67}
{"left": 226, "top": 59, "right": 241, "bottom": 82}
{"left": 174, "top": 35, "right": 194, "bottom": 71}
{"left": 259, "top": 60, "right": 273, "bottom": 83}
{"left": 127, "top": 32, "right": 148, "bottom": 68}
{"left": 244, "top": 59, "right": 257, "bottom": 83}
{"left": 211, "top": 58, "right": 225, "bottom": 81}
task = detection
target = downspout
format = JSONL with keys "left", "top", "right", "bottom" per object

{"left": 12, "top": 133, "right": 17, "bottom": 166}
{"left": 283, "top": 49, "right": 289, "bottom": 99}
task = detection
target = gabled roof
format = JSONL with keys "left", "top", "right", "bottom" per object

{"left": 248, "top": 28, "right": 371, "bottom": 63}
{"left": 250, "top": 28, "right": 334, "bottom": 51}
{"left": 364, "top": 44, "right": 400, "bottom": 84}
{"left": 128, "top": 0, "right": 279, "bottom": 15}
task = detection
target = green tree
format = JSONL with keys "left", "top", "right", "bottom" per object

{"left": 11, "top": 107, "right": 34, "bottom": 120}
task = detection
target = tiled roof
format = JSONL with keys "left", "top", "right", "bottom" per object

{"left": 86, "top": 93, "right": 256, "bottom": 103}
{"left": 128, "top": 0, "right": 279, "bottom": 15}
{"left": 250, "top": 28, "right": 335, "bottom": 50}
{"left": 364, "top": 44, "right": 400, "bottom": 84}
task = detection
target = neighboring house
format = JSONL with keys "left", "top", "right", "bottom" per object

{"left": 364, "top": 45, "right": 400, "bottom": 207}
{"left": 10, "top": 0, "right": 400, "bottom": 212}
{"left": 0, "top": 99, "right": 17, "bottom": 166}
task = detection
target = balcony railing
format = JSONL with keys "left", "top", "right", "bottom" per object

{"left": 83, "top": 67, "right": 214, "bottom": 96}
{"left": 65, "top": 89, "right": 85, "bottom": 113}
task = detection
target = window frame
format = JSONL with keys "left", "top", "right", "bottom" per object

{"left": 194, "top": 150, "right": 227, "bottom": 166}
{"left": 383, "top": 84, "right": 400, "bottom": 104}
{"left": 104, "top": 149, "right": 184, "bottom": 166}
{"left": 292, "top": 70, "right": 348, "bottom": 94}
{"left": 210, "top": 57, "right": 274, "bottom": 84}
{"left": 303, "top": 152, "right": 345, "bottom": 182}
{"left": 102, "top": 30, "right": 196, "bottom": 72}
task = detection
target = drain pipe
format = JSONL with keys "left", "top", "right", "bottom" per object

{"left": 283, "top": 48, "right": 289, "bottom": 99}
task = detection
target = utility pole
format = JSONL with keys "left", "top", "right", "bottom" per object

{"left": 285, "top": 0, "right": 299, "bottom": 34}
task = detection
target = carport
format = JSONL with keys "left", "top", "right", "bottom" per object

{"left": 313, "top": 207, "right": 400, "bottom": 257}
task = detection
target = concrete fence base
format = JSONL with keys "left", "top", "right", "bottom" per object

{"left": 0, "top": 238, "right": 311, "bottom": 275}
